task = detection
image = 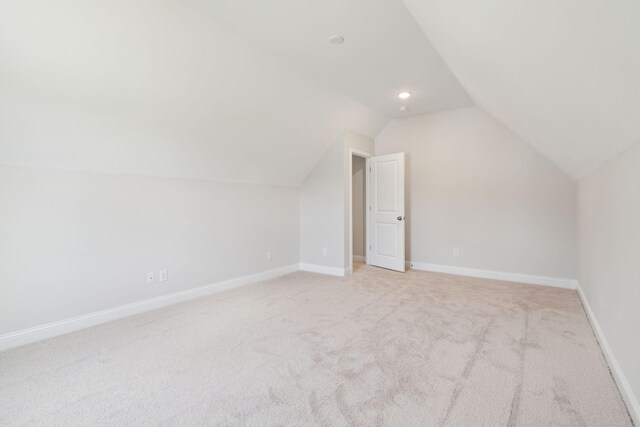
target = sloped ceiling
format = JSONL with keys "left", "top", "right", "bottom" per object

{"left": 0, "top": 0, "right": 387, "bottom": 186}
{"left": 4, "top": 0, "right": 630, "bottom": 184}
{"left": 178, "top": 0, "right": 473, "bottom": 118}
{"left": 403, "top": 0, "right": 640, "bottom": 179}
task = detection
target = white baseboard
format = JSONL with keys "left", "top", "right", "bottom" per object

{"left": 0, "top": 264, "right": 300, "bottom": 352}
{"left": 353, "top": 255, "right": 366, "bottom": 262}
{"left": 409, "top": 262, "right": 577, "bottom": 289}
{"left": 576, "top": 282, "right": 639, "bottom": 426}
{"left": 299, "top": 263, "right": 347, "bottom": 277}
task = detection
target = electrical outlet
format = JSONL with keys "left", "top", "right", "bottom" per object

{"left": 147, "top": 272, "right": 155, "bottom": 284}
{"left": 159, "top": 269, "right": 168, "bottom": 282}
{"left": 453, "top": 248, "right": 461, "bottom": 257}
{"left": 266, "top": 251, "right": 272, "bottom": 261}
{"left": 322, "top": 248, "right": 328, "bottom": 257}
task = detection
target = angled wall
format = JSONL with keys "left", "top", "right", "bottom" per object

{"left": 403, "top": 0, "right": 640, "bottom": 179}
{"left": 0, "top": 0, "right": 386, "bottom": 187}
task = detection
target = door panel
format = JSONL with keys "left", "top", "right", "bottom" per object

{"left": 375, "top": 161, "right": 398, "bottom": 212}
{"left": 368, "top": 153, "right": 405, "bottom": 272}
{"left": 375, "top": 223, "right": 398, "bottom": 257}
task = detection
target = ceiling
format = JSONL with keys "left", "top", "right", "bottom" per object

{"left": 2, "top": 0, "right": 636, "bottom": 183}
{"left": 177, "top": 0, "right": 473, "bottom": 118}
{"left": 0, "top": 0, "right": 386, "bottom": 186}
{"left": 404, "top": 0, "right": 640, "bottom": 179}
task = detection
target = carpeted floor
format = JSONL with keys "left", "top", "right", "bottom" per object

{"left": 0, "top": 264, "right": 633, "bottom": 426}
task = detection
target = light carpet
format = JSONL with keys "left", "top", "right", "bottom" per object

{"left": 0, "top": 263, "right": 633, "bottom": 426}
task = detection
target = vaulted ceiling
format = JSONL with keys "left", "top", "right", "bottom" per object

{"left": 179, "top": 0, "right": 473, "bottom": 118}
{"left": 404, "top": 0, "right": 640, "bottom": 179}
{"left": 1, "top": 0, "right": 637, "bottom": 183}
{"left": 0, "top": 0, "right": 387, "bottom": 186}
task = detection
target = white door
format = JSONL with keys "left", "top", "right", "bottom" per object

{"left": 368, "top": 153, "right": 405, "bottom": 272}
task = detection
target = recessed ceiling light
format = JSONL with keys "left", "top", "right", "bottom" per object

{"left": 398, "top": 92, "right": 411, "bottom": 100}
{"left": 400, "top": 106, "right": 408, "bottom": 112}
{"left": 328, "top": 35, "right": 345, "bottom": 45}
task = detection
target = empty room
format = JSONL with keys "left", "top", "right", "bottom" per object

{"left": 1, "top": 0, "right": 639, "bottom": 425}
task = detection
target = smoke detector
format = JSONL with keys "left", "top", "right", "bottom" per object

{"left": 328, "top": 35, "right": 345, "bottom": 45}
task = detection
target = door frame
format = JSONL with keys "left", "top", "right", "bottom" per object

{"left": 348, "top": 148, "right": 373, "bottom": 275}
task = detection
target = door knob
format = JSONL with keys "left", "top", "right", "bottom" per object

{"left": 397, "top": 216, "right": 405, "bottom": 221}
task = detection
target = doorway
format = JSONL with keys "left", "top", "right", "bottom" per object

{"left": 348, "top": 150, "right": 405, "bottom": 275}
{"left": 352, "top": 155, "right": 367, "bottom": 271}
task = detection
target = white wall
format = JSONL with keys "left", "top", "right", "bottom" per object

{"left": 299, "top": 136, "right": 345, "bottom": 270}
{"left": 577, "top": 142, "right": 640, "bottom": 422}
{"left": 0, "top": 163, "right": 299, "bottom": 334}
{"left": 352, "top": 156, "right": 366, "bottom": 258}
{"left": 376, "top": 106, "right": 577, "bottom": 279}
{"left": 0, "top": 0, "right": 385, "bottom": 339}
{"left": 300, "top": 130, "right": 374, "bottom": 273}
